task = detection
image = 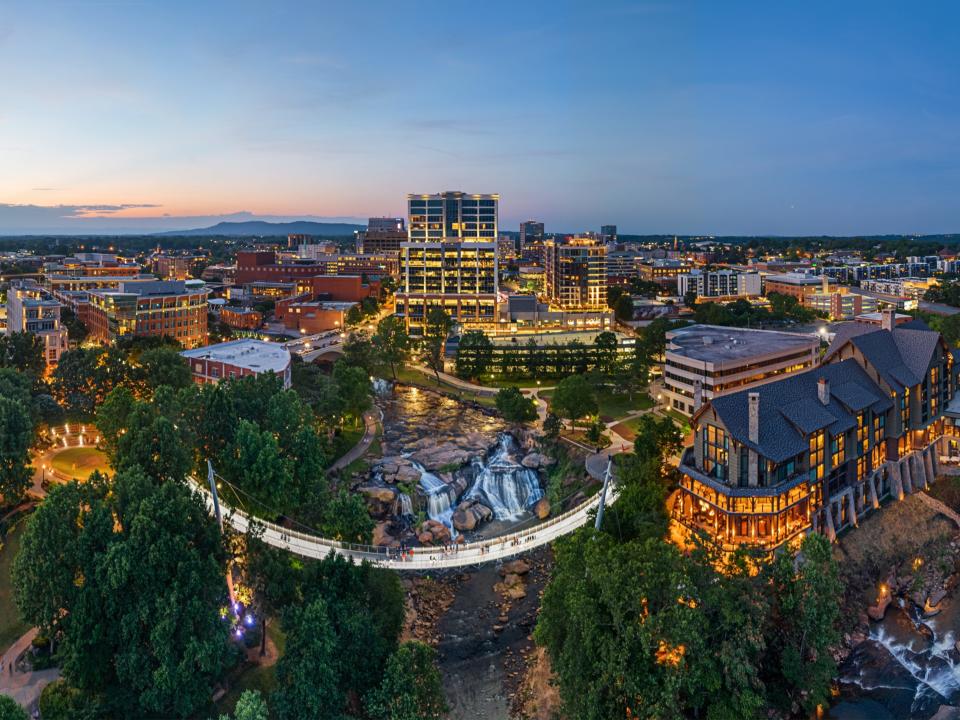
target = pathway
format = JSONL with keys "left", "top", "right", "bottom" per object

{"left": 192, "top": 459, "right": 619, "bottom": 571}
{"left": 327, "top": 409, "right": 380, "bottom": 474}
{"left": 406, "top": 364, "right": 498, "bottom": 396}
{"left": 0, "top": 628, "right": 60, "bottom": 710}
{"left": 916, "top": 491, "right": 960, "bottom": 529}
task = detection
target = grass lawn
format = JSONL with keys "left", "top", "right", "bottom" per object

{"left": 392, "top": 367, "right": 497, "bottom": 408}
{"left": 51, "top": 446, "right": 110, "bottom": 480}
{"left": 0, "top": 520, "right": 31, "bottom": 652}
{"left": 473, "top": 376, "right": 544, "bottom": 390}
{"left": 541, "top": 387, "right": 653, "bottom": 423}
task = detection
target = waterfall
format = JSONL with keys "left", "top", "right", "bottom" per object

{"left": 418, "top": 467, "right": 456, "bottom": 531}
{"left": 466, "top": 433, "right": 544, "bottom": 520}
{"left": 372, "top": 378, "right": 392, "bottom": 396}
{"left": 397, "top": 492, "right": 413, "bottom": 518}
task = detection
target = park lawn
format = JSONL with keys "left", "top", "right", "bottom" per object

{"left": 392, "top": 367, "right": 497, "bottom": 408}
{"left": 0, "top": 521, "right": 31, "bottom": 652}
{"left": 51, "top": 446, "right": 110, "bottom": 480}
{"left": 473, "top": 376, "right": 543, "bottom": 390}
{"left": 541, "top": 387, "right": 653, "bottom": 422}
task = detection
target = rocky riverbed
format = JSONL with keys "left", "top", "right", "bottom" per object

{"left": 356, "top": 385, "right": 559, "bottom": 548}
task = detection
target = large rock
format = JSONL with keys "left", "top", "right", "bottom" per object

{"left": 521, "top": 452, "right": 555, "bottom": 469}
{"left": 501, "top": 558, "right": 532, "bottom": 576}
{"left": 359, "top": 485, "right": 397, "bottom": 504}
{"left": 417, "top": 520, "right": 452, "bottom": 546}
{"left": 372, "top": 522, "right": 395, "bottom": 547}
{"left": 494, "top": 572, "right": 527, "bottom": 600}
{"left": 534, "top": 497, "right": 551, "bottom": 520}
{"left": 452, "top": 499, "right": 494, "bottom": 532}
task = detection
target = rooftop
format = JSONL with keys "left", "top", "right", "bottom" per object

{"left": 666, "top": 324, "right": 819, "bottom": 364}
{"left": 181, "top": 339, "right": 291, "bottom": 374}
{"left": 765, "top": 272, "right": 823, "bottom": 285}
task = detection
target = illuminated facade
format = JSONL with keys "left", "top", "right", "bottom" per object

{"left": 87, "top": 280, "right": 209, "bottom": 348}
{"left": 544, "top": 237, "right": 607, "bottom": 310}
{"left": 677, "top": 311, "right": 958, "bottom": 551}
{"left": 5, "top": 283, "right": 69, "bottom": 366}
{"left": 396, "top": 242, "right": 498, "bottom": 334}
{"left": 407, "top": 191, "right": 498, "bottom": 242}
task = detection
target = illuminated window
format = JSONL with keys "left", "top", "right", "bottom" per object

{"left": 809, "top": 430, "right": 825, "bottom": 480}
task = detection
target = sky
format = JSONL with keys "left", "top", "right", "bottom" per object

{"left": 0, "top": 0, "right": 958, "bottom": 236}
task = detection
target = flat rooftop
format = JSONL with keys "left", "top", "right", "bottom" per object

{"left": 765, "top": 272, "right": 822, "bottom": 285}
{"left": 666, "top": 324, "right": 819, "bottom": 364}
{"left": 181, "top": 339, "right": 291, "bottom": 374}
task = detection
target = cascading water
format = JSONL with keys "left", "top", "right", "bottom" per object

{"left": 397, "top": 493, "right": 413, "bottom": 518}
{"left": 418, "top": 466, "right": 456, "bottom": 530}
{"left": 465, "top": 433, "right": 544, "bottom": 520}
{"left": 837, "top": 599, "right": 960, "bottom": 719}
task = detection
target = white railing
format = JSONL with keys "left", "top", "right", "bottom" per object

{"left": 187, "top": 475, "right": 617, "bottom": 571}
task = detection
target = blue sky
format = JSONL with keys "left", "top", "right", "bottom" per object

{"left": 0, "top": 0, "right": 958, "bottom": 235}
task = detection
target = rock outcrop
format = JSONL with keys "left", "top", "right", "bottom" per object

{"left": 452, "top": 499, "right": 494, "bottom": 532}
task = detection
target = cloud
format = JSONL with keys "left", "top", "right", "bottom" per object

{"left": 0, "top": 204, "right": 365, "bottom": 235}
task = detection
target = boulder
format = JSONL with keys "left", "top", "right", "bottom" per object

{"left": 418, "top": 520, "right": 452, "bottom": 546}
{"left": 501, "top": 558, "right": 532, "bottom": 576}
{"left": 534, "top": 497, "right": 551, "bottom": 520}
{"left": 452, "top": 500, "right": 494, "bottom": 532}
{"left": 867, "top": 593, "right": 893, "bottom": 621}
{"left": 521, "top": 452, "right": 555, "bottom": 469}
{"left": 452, "top": 508, "right": 478, "bottom": 532}
{"left": 372, "top": 522, "right": 395, "bottom": 547}
{"left": 358, "top": 485, "right": 397, "bottom": 504}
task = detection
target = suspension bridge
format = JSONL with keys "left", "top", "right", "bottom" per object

{"left": 190, "top": 459, "right": 617, "bottom": 571}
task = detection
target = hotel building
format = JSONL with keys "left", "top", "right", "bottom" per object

{"left": 407, "top": 191, "right": 498, "bottom": 242}
{"left": 86, "top": 280, "right": 209, "bottom": 348}
{"left": 662, "top": 325, "right": 820, "bottom": 417}
{"left": 676, "top": 311, "right": 958, "bottom": 551}
{"left": 544, "top": 237, "right": 607, "bottom": 310}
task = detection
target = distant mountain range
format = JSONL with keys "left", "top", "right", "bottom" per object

{"left": 156, "top": 220, "right": 365, "bottom": 237}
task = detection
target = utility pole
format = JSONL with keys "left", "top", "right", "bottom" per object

{"left": 594, "top": 457, "right": 613, "bottom": 532}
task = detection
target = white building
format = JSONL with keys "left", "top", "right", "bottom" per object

{"left": 180, "top": 339, "right": 292, "bottom": 388}
{"left": 677, "top": 269, "right": 762, "bottom": 299}
{"left": 5, "top": 283, "right": 69, "bottom": 366}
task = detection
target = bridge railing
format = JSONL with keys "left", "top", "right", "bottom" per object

{"left": 187, "top": 471, "right": 613, "bottom": 564}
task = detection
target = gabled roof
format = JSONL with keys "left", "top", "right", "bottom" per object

{"left": 708, "top": 359, "right": 892, "bottom": 463}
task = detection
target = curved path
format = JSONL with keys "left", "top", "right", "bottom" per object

{"left": 326, "top": 409, "right": 380, "bottom": 475}
{"left": 190, "top": 466, "right": 617, "bottom": 571}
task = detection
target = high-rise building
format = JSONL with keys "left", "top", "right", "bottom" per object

{"left": 5, "top": 283, "right": 69, "bottom": 366}
{"left": 86, "top": 280, "right": 209, "bottom": 348}
{"left": 407, "top": 191, "right": 498, "bottom": 242}
{"left": 396, "top": 242, "right": 498, "bottom": 335}
{"left": 519, "top": 220, "right": 544, "bottom": 254}
{"left": 356, "top": 218, "right": 406, "bottom": 255}
{"left": 544, "top": 237, "right": 607, "bottom": 310}
{"left": 287, "top": 233, "right": 313, "bottom": 249}
{"left": 601, "top": 225, "right": 618, "bottom": 243}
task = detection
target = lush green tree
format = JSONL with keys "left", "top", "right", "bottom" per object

{"left": 366, "top": 641, "right": 448, "bottom": 720}
{"left": 0, "top": 695, "right": 28, "bottom": 720}
{"left": 317, "top": 489, "right": 375, "bottom": 544}
{"left": 95, "top": 386, "right": 137, "bottom": 459}
{"left": 246, "top": 525, "right": 299, "bottom": 657}
{"left": 0, "top": 331, "right": 44, "bottom": 376}
{"left": 115, "top": 404, "right": 193, "bottom": 483}
{"left": 340, "top": 333, "right": 378, "bottom": 376}
{"left": 0, "top": 396, "right": 34, "bottom": 505}
{"left": 372, "top": 316, "right": 410, "bottom": 380}
{"left": 332, "top": 360, "right": 373, "bottom": 421}
{"left": 543, "top": 412, "right": 562, "bottom": 439}
{"left": 31, "top": 393, "right": 65, "bottom": 427}
{"left": 585, "top": 416, "right": 605, "bottom": 445}
{"left": 13, "top": 470, "right": 231, "bottom": 718}
{"left": 345, "top": 303, "right": 364, "bottom": 327}
{"left": 495, "top": 386, "right": 537, "bottom": 423}
{"left": 421, "top": 307, "right": 453, "bottom": 381}
{"left": 219, "top": 690, "right": 269, "bottom": 720}
{"left": 937, "top": 312, "right": 960, "bottom": 347}
{"left": 455, "top": 330, "right": 493, "bottom": 379}
{"left": 551, "top": 375, "right": 598, "bottom": 429}
{"left": 227, "top": 419, "right": 294, "bottom": 514}
{"left": 60, "top": 306, "right": 88, "bottom": 343}
{"left": 38, "top": 679, "right": 105, "bottom": 720}
{"left": 593, "top": 331, "right": 619, "bottom": 376}
{"left": 0, "top": 367, "right": 32, "bottom": 406}
{"left": 614, "top": 293, "right": 634, "bottom": 321}
{"left": 272, "top": 598, "right": 343, "bottom": 720}
{"left": 196, "top": 382, "right": 238, "bottom": 467}
{"left": 140, "top": 346, "right": 192, "bottom": 392}
{"left": 762, "top": 533, "right": 841, "bottom": 716}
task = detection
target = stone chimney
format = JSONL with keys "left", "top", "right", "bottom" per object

{"left": 693, "top": 379, "right": 703, "bottom": 412}
{"left": 817, "top": 376, "right": 830, "bottom": 405}
{"left": 881, "top": 307, "right": 895, "bottom": 332}
{"left": 748, "top": 392, "right": 760, "bottom": 443}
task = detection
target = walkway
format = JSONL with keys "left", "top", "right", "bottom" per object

{"left": 406, "top": 364, "right": 498, "bottom": 396}
{"left": 0, "top": 628, "right": 60, "bottom": 710}
{"left": 916, "top": 491, "right": 960, "bottom": 529}
{"left": 327, "top": 409, "right": 380, "bottom": 474}
{"left": 191, "top": 463, "right": 618, "bottom": 571}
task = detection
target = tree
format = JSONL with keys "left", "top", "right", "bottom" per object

{"left": 61, "top": 306, "right": 88, "bottom": 343}
{"left": 272, "top": 598, "right": 343, "bottom": 720}
{"left": 341, "top": 333, "right": 377, "bottom": 376}
{"left": 585, "top": 417, "right": 605, "bottom": 446}
{"left": 683, "top": 289, "right": 698, "bottom": 307}
{"left": 13, "top": 470, "right": 231, "bottom": 718}
{"left": 551, "top": 375, "right": 598, "bottom": 429}
{"left": 614, "top": 293, "right": 634, "bottom": 321}
{"left": 593, "top": 331, "right": 619, "bottom": 376}
{"left": 543, "top": 412, "right": 562, "bottom": 439}
{"left": 115, "top": 404, "right": 193, "bottom": 484}
{"left": 332, "top": 360, "right": 372, "bottom": 421}
{"left": 0, "top": 396, "right": 33, "bottom": 505}
{"left": 455, "top": 330, "right": 494, "bottom": 379}
{"left": 140, "top": 346, "right": 192, "bottom": 392}
{"left": 219, "top": 690, "right": 269, "bottom": 720}
{"left": 762, "top": 533, "right": 841, "bottom": 716}
{"left": 422, "top": 307, "right": 453, "bottom": 382}
{"left": 366, "top": 641, "right": 448, "bottom": 720}
{"left": 246, "top": 525, "right": 299, "bottom": 657}
{"left": 0, "top": 696, "right": 28, "bottom": 720}
{"left": 227, "top": 420, "right": 294, "bottom": 514}
{"left": 95, "top": 386, "right": 137, "bottom": 459}
{"left": 372, "top": 316, "right": 410, "bottom": 380}
{"left": 317, "top": 489, "right": 375, "bottom": 544}
{"left": 495, "top": 386, "right": 537, "bottom": 424}
{"left": 0, "top": 331, "right": 44, "bottom": 376}
{"left": 938, "top": 312, "right": 960, "bottom": 347}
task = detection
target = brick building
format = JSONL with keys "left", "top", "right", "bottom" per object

{"left": 181, "top": 339, "right": 291, "bottom": 388}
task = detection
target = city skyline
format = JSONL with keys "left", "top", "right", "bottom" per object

{"left": 2, "top": 1, "right": 959, "bottom": 235}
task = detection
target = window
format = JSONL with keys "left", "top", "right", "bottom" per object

{"left": 701, "top": 424, "right": 728, "bottom": 480}
{"left": 809, "top": 430, "right": 825, "bottom": 480}
{"left": 900, "top": 388, "right": 910, "bottom": 430}
{"left": 857, "top": 412, "right": 869, "bottom": 455}
{"left": 831, "top": 432, "right": 845, "bottom": 469}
